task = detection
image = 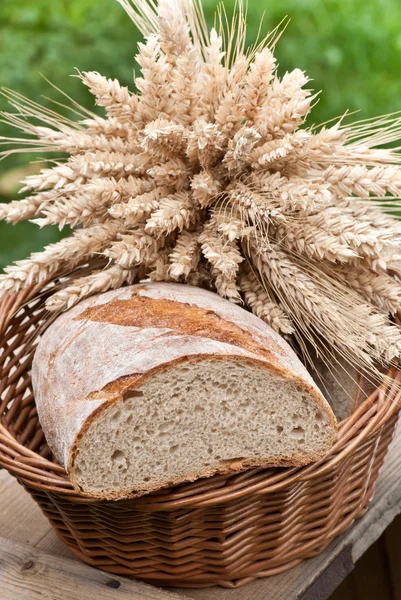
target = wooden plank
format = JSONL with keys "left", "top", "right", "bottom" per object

{"left": 34, "top": 527, "right": 75, "bottom": 560}
{"left": 0, "top": 470, "right": 52, "bottom": 548}
{"left": 0, "top": 536, "right": 190, "bottom": 600}
{"left": 1, "top": 422, "right": 401, "bottom": 600}
{"left": 0, "top": 471, "right": 75, "bottom": 558}
{"left": 301, "top": 547, "right": 354, "bottom": 600}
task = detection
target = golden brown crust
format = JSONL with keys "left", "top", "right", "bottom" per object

{"left": 76, "top": 285, "right": 285, "bottom": 364}
{"left": 86, "top": 373, "right": 142, "bottom": 401}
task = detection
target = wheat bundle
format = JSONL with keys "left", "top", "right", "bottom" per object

{"left": 1, "top": 0, "right": 401, "bottom": 382}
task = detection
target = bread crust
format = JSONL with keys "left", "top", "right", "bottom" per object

{"left": 32, "top": 283, "right": 337, "bottom": 498}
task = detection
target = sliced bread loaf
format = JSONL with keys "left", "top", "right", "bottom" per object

{"left": 32, "top": 283, "right": 337, "bottom": 499}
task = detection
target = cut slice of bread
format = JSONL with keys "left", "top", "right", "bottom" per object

{"left": 32, "top": 282, "right": 337, "bottom": 499}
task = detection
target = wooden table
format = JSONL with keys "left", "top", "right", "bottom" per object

{"left": 1, "top": 424, "right": 401, "bottom": 600}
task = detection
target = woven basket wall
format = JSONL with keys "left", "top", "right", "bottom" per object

{"left": 0, "top": 282, "right": 400, "bottom": 589}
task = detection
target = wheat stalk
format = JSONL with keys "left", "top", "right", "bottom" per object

{"left": 1, "top": 0, "right": 401, "bottom": 378}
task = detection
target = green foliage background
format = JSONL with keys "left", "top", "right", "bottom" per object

{"left": 1, "top": 0, "right": 401, "bottom": 270}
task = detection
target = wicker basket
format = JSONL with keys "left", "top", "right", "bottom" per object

{"left": 0, "top": 283, "right": 400, "bottom": 589}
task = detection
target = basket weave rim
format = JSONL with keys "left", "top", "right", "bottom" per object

{"left": 0, "top": 284, "right": 400, "bottom": 509}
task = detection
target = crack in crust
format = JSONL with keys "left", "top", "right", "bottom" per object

{"left": 77, "top": 285, "right": 285, "bottom": 366}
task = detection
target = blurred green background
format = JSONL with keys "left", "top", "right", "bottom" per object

{"left": 1, "top": 0, "right": 401, "bottom": 271}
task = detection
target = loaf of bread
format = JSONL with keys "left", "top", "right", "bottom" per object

{"left": 32, "top": 283, "right": 337, "bottom": 499}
